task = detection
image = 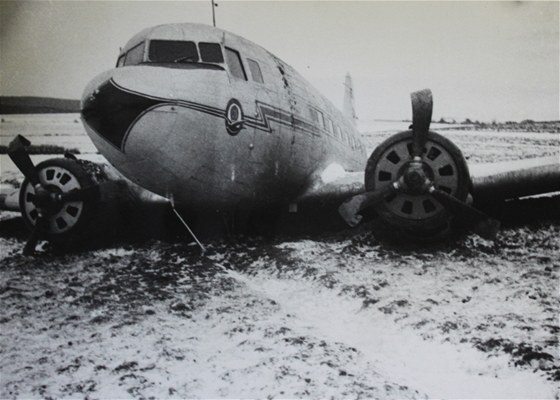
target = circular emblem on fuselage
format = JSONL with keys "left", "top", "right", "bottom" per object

{"left": 225, "top": 99, "right": 244, "bottom": 136}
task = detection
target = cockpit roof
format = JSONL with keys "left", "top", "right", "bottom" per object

{"left": 121, "top": 23, "right": 254, "bottom": 56}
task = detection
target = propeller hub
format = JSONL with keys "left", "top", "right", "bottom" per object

{"left": 400, "top": 161, "right": 432, "bottom": 195}
{"left": 32, "top": 185, "right": 64, "bottom": 214}
{"left": 403, "top": 169, "right": 426, "bottom": 193}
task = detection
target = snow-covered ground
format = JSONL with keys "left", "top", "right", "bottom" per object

{"left": 1, "top": 232, "right": 558, "bottom": 398}
{"left": 0, "top": 114, "right": 559, "bottom": 398}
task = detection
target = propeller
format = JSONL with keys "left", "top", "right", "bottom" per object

{"left": 61, "top": 180, "right": 128, "bottom": 203}
{"left": 7, "top": 135, "right": 105, "bottom": 255}
{"left": 339, "top": 182, "right": 399, "bottom": 227}
{"left": 339, "top": 89, "right": 502, "bottom": 240}
{"left": 22, "top": 215, "right": 46, "bottom": 256}
{"left": 8, "top": 135, "right": 41, "bottom": 186}
{"left": 61, "top": 185, "right": 101, "bottom": 202}
{"left": 409, "top": 89, "right": 500, "bottom": 239}
{"left": 410, "top": 89, "right": 433, "bottom": 158}
{"left": 429, "top": 187, "right": 500, "bottom": 240}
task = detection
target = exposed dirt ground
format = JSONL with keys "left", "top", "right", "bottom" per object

{"left": 1, "top": 118, "right": 559, "bottom": 398}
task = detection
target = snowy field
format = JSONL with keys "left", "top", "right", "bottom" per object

{"left": 0, "top": 114, "right": 559, "bottom": 398}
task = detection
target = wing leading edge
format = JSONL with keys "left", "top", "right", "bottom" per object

{"left": 470, "top": 155, "right": 560, "bottom": 201}
{"left": 299, "top": 155, "right": 559, "bottom": 225}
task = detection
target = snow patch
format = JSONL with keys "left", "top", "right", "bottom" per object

{"left": 226, "top": 269, "right": 557, "bottom": 399}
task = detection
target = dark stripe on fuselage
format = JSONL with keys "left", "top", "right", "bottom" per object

{"left": 90, "top": 79, "right": 345, "bottom": 152}
{"left": 81, "top": 80, "right": 161, "bottom": 151}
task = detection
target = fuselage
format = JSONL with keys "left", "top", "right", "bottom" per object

{"left": 81, "top": 23, "right": 367, "bottom": 211}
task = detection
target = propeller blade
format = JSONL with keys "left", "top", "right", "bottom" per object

{"left": 61, "top": 185, "right": 101, "bottom": 202}
{"left": 60, "top": 179, "right": 129, "bottom": 203}
{"left": 430, "top": 188, "right": 500, "bottom": 240}
{"left": 358, "top": 183, "right": 398, "bottom": 213}
{"left": 410, "top": 89, "right": 433, "bottom": 158}
{"left": 7, "top": 135, "right": 41, "bottom": 186}
{"left": 22, "top": 216, "right": 46, "bottom": 255}
{"left": 339, "top": 183, "right": 397, "bottom": 227}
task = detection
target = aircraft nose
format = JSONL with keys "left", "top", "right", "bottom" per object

{"left": 81, "top": 78, "right": 161, "bottom": 152}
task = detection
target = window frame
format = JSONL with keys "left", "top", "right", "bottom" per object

{"left": 198, "top": 42, "right": 224, "bottom": 63}
{"left": 116, "top": 54, "right": 126, "bottom": 68}
{"left": 147, "top": 39, "right": 199, "bottom": 63}
{"left": 324, "top": 117, "right": 334, "bottom": 135}
{"left": 124, "top": 41, "right": 146, "bottom": 66}
{"left": 247, "top": 58, "right": 265, "bottom": 84}
{"left": 225, "top": 47, "right": 247, "bottom": 81}
{"left": 308, "top": 107, "right": 325, "bottom": 130}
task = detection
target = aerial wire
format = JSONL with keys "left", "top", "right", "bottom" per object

{"left": 169, "top": 198, "right": 207, "bottom": 255}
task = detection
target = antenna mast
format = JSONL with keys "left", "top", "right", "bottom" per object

{"left": 211, "top": 0, "right": 217, "bottom": 27}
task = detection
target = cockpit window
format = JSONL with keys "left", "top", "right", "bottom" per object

{"left": 247, "top": 59, "right": 264, "bottom": 84}
{"left": 124, "top": 42, "right": 145, "bottom": 66}
{"left": 148, "top": 40, "right": 199, "bottom": 63}
{"left": 225, "top": 47, "right": 247, "bottom": 80}
{"left": 199, "top": 42, "right": 224, "bottom": 63}
{"left": 117, "top": 54, "right": 125, "bottom": 68}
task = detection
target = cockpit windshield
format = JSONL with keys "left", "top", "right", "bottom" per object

{"left": 117, "top": 40, "right": 225, "bottom": 67}
{"left": 148, "top": 40, "right": 199, "bottom": 63}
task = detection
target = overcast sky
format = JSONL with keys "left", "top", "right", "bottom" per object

{"left": 1, "top": 1, "right": 558, "bottom": 122}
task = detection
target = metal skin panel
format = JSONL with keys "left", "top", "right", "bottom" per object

{"left": 82, "top": 23, "right": 368, "bottom": 211}
{"left": 470, "top": 156, "right": 560, "bottom": 201}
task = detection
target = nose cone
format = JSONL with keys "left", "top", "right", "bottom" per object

{"left": 81, "top": 77, "right": 161, "bottom": 152}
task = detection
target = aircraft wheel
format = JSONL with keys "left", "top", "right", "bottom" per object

{"left": 18, "top": 158, "right": 108, "bottom": 244}
{"left": 365, "top": 130, "right": 471, "bottom": 240}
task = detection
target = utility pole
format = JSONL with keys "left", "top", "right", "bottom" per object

{"left": 211, "top": 0, "right": 217, "bottom": 27}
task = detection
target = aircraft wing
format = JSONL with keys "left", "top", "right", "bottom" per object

{"left": 295, "top": 170, "right": 365, "bottom": 203}
{"left": 0, "top": 184, "right": 20, "bottom": 212}
{"left": 0, "top": 157, "right": 169, "bottom": 214}
{"left": 297, "top": 154, "right": 559, "bottom": 206}
{"left": 469, "top": 155, "right": 560, "bottom": 201}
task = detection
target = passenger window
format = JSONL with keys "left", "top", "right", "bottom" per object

{"left": 342, "top": 130, "right": 348, "bottom": 144}
{"left": 148, "top": 40, "right": 198, "bottom": 63}
{"left": 308, "top": 107, "right": 321, "bottom": 128}
{"left": 225, "top": 47, "right": 247, "bottom": 80}
{"left": 247, "top": 59, "right": 264, "bottom": 84}
{"left": 199, "top": 42, "right": 224, "bottom": 63}
{"left": 124, "top": 42, "right": 145, "bottom": 66}
{"left": 325, "top": 118, "right": 333, "bottom": 135}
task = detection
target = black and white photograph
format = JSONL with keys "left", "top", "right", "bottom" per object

{"left": 1, "top": 0, "right": 559, "bottom": 398}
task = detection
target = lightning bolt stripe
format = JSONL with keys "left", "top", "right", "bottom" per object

{"left": 111, "top": 79, "right": 323, "bottom": 137}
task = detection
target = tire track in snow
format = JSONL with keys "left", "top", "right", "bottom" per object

{"left": 224, "top": 268, "right": 557, "bottom": 399}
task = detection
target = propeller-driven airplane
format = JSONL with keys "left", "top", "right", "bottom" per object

{"left": 1, "top": 23, "right": 559, "bottom": 254}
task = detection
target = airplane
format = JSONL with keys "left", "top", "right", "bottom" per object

{"left": 1, "top": 22, "right": 559, "bottom": 255}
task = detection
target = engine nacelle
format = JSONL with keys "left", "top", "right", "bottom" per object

{"left": 17, "top": 157, "right": 128, "bottom": 246}
{"left": 364, "top": 129, "right": 471, "bottom": 240}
